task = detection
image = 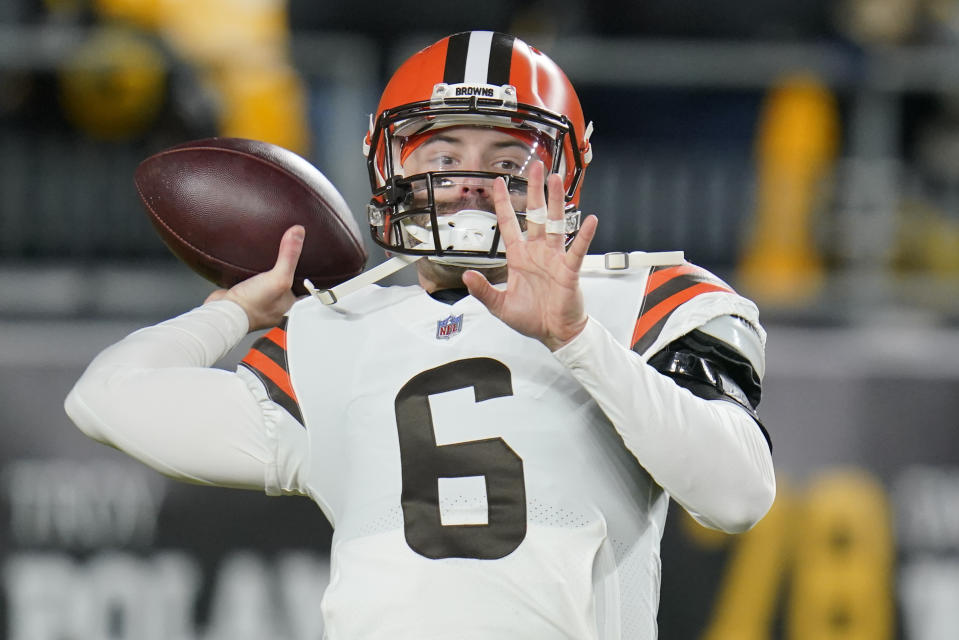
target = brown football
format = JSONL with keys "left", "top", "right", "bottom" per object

{"left": 135, "top": 137, "right": 368, "bottom": 295}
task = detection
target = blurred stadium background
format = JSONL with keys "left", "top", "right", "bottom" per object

{"left": 2, "top": 0, "right": 959, "bottom": 638}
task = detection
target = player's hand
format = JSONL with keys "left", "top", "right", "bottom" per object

{"left": 462, "top": 162, "right": 598, "bottom": 351}
{"left": 205, "top": 224, "right": 305, "bottom": 332}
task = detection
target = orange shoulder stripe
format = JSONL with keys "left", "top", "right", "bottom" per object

{"left": 262, "top": 326, "right": 287, "bottom": 349}
{"left": 644, "top": 263, "right": 701, "bottom": 293}
{"left": 631, "top": 282, "right": 733, "bottom": 348}
{"left": 241, "top": 349, "right": 298, "bottom": 402}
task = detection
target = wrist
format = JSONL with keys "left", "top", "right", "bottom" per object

{"left": 204, "top": 294, "right": 253, "bottom": 333}
{"left": 544, "top": 315, "right": 589, "bottom": 352}
{"left": 197, "top": 298, "right": 255, "bottom": 340}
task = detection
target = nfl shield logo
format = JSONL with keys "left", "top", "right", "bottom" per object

{"left": 436, "top": 314, "right": 464, "bottom": 340}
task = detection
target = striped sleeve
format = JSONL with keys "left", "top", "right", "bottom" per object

{"left": 631, "top": 264, "right": 736, "bottom": 355}
{"left": 239, "top": 318, "right": 304, "bottom": 426}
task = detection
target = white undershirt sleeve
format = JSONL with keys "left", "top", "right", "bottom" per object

{"left": 64, "top": 300, "right": 296, "bottom": 492}
{"left": 553, "top": 316, "right": 776, "bottom": 533}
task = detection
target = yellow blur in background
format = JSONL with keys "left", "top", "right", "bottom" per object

{"left": 739, "top": 74, "right": 840, "bottom": 306}
{"left": 55, "top": 0, "right": 309, "bottom": 154}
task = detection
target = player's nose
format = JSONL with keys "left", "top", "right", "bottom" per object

{"left": 460, "top": 182, "right": 487, "bottom": 195}
{"left": 456, "top": 172, "right": 493, "bottom": 196}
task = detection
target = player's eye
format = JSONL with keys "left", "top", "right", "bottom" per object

{"left": 493, "top": 159, "right": 523, "bottom": 174}
{"left": 433, "top": 154, "right": 457, "bottom": 168}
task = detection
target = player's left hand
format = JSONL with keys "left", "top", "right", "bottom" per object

{"left": 463, "top": 161, "right": 598, "bottom": 351}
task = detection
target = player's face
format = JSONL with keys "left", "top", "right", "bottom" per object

{"left": 401, "top": 126, "right": 543, "bottom": 216}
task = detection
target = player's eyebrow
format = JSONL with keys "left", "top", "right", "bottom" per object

{"left": 419, "top": 133, "right": 461, "bottom": 148}
{"left": 418, "top": 134, "right": 532, "bottom": 153}
{"left": 491, "top": 139, "right": 532, "bottom": 152}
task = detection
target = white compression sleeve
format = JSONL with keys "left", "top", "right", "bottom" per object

{"left": 553, "top": 316, "right": 776, "bottom": 533}
{"left": 64, "top": 300, "right": 297, "bottom": 491}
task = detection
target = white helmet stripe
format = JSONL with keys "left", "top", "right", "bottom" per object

{"left": 464, "top": 31, "right": 494, "bottom": 83}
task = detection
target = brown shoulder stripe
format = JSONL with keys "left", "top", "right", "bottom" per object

{"left": 631, "top": 265, "right": 735, "bottom": 355}
{"left": 239, "top": 320, "right": 304, "bottom": 426}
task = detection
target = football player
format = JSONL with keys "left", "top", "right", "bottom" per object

{"left": 66, "top": 31, "right": 775, "bottom": 639}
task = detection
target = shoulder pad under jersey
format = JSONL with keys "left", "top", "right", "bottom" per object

{"left": 630, "top": 263, "right": 762, "bottom": 358}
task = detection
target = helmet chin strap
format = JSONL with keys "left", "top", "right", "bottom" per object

{"left": 304, "top": 254, "right": 422, "bottom": 305}
{"left": 312, "top": 197, "right": 684, "bottom": 305}
{"left": 307, "top": 249, "right": 687, "bottom": 306}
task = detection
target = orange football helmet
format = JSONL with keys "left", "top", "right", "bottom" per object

{"left": 363, "top": 31, "right": 593, "bottom": 266}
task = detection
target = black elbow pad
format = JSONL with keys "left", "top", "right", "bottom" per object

{"left": 647, "top": 329, "right": 771, "bottom": 450}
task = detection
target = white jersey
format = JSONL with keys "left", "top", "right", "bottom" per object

{"left": 236, "top": 263, "right": 764, "bottom": 639}
{"left": 65, "top": 260, "right": 774, "bottom": 640}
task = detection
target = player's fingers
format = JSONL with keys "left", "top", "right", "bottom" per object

{"left": 565, "top": 214, "right": 598, "bottom": 272}
{"left": 492, "top": 177, "right": 523, "bottom": 248}
{"left": 545, "top": 173, "right": 566, "bottom": 250}
{"left": 524, "top": 161, "right": 546, "bottom": 242}
{"left": 272, "top": 225, "right": 305, "bottom": 284}
{"left": 462, "top": 269, "right": 505, "bottom": 313}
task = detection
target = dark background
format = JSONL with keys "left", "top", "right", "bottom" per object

{"left": 2, "top": 0, "right": 959, "bottom": 637}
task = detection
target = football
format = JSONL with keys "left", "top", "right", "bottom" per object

{"left": 135, "top": 137, "right": 368, "bottom": 295}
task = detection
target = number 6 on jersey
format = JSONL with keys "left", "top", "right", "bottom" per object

{"left": 394, "top": 358, "right": 527, "bottom": 560}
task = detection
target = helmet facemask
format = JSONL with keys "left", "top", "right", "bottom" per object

{"left": 366, "top": 84, "right": 585, "bottom": 267}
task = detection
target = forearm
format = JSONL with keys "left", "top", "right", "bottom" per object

{"left": 89, "top": 299, "right": 251, "bottom": 371}
{"left": 64, "top": 301, "right": 275, "bottom": 489}
{"left": 553, "top": 317, "right": 775, "bottom": 532}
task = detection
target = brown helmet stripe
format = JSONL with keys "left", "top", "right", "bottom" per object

{"left": 487, "top": 32, "right": 515, "bottom": 86}
{"left": 442, "top": 32, "right": 471, "bottom": 84}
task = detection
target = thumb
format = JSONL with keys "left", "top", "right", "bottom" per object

{"left": 271, "top": 225, "right": 305, "bottom": 285}
{"left": 462, "top": 269, "right": 503, "bottom": 311}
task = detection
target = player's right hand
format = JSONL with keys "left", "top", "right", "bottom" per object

{"left": 205, "top": 225, "right": 305, "bottom": 332}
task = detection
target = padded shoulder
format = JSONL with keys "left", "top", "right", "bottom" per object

{"left": 631, "top": 263, "right": 745, "bottom": 356}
